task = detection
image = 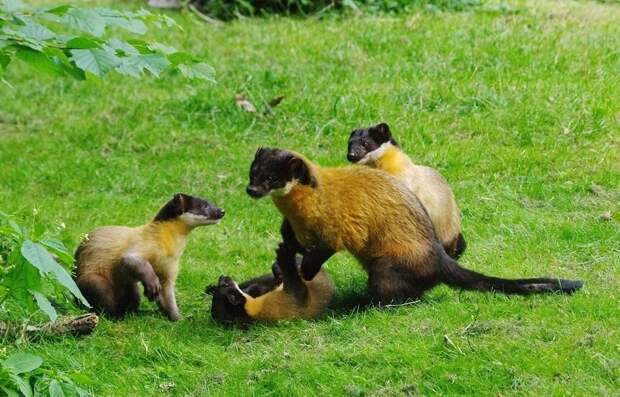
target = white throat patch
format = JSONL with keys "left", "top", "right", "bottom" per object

{"left": 179, "top": 212, "right": 220, "bottom": 227}
{"left": 269, "top": 179, "right": 298, "bottom": 197}
{"left": 358, "top": 141, "right": 392, "bottom": 165}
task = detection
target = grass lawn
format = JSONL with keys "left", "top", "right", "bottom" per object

{"left": 1, "top": 0, "right": 619, "bottom": 395}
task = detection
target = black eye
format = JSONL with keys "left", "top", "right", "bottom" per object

{"left": 362, "top": 140, "right": 369, "bottom": 148}
{"left": 266, "top": 175, "right": 277, "bottom": 183}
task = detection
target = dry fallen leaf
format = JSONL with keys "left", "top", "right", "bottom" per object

{"left": 235, "top": 94, "right": 256, "bottom": 113}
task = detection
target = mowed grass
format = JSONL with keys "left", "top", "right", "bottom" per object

{"left": 1, "top": 0, "right": 619, "bottom": 395}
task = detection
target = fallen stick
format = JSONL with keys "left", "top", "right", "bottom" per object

{"left": 0, "top": 313, "right": 99, "bottom": 340}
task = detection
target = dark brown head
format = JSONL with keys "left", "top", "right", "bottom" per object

{"left": 154, "top": 193, "right": 225, "bottom": 227}
{"left": 246, "top": 148, "right": 317, "bottom": 199}
{"left": 347, "top": 122, "right": 399, "bottom": 163}
{"left": 207, "top": 275, "right": 252, "bottom": 327}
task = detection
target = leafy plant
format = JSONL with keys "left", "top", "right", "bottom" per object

{"left": 0, "top": 0, "right": 215, "bottom": 82}
{"left": 0, "top": 211, "right": 88, "bottom": 322}
{"left": 0, "top": 352, "right": 89, "bottom": 397}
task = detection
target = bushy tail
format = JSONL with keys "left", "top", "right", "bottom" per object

{"left": 453, "top": 233, "right": 467, "bottom": 259}
{"left": 439, "top": 257, "right": 583, "bottom": 295}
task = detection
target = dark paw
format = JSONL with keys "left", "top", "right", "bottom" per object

{"left": 144, "top": 277, "right": 161, "bottom": 301}
{"left": 271, "top": 261, "right": 283, "bottom": 284}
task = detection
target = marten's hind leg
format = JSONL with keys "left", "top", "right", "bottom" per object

{"left": 367, "top": 258, "right": 436, "bottom": 305}
{"left": 77, "top": 274, "right": 123, "bottom": 317}
{"left": 117, "top": 283, "right": 140, "bottom": 315}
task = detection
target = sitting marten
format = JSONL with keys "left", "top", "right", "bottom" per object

{"left": 348, "top": 123, "right": 465, "bottom": 259}
{"left": 75, "top": 193, "right": 224, "bottom": 321}
{"left": 208, "top": 243, "right": 335, "bottom": 326}
{"left": 246, "top": 147, "right": 583, "bottom": 304}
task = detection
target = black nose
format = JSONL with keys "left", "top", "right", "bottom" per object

{"left": 246, "top": 186, "right": 261, "bottom": 197}
{"left": 216, "top": 208, "right": 225, "bottom": 219}
{"left": 347, "top": 152, "right": 359, "bottom": 162}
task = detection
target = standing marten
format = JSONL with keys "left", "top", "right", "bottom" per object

{"left": 75, "top": 193, "right": 224, "bottom": 321}
{"left": 348, "top": 123, "right": 465, "bottom": 258}
{"left": 246, "top": 148, "right": 583, "bottom": 304}
{"left": 208, "top": 242, "right": 334, "bottom": 326}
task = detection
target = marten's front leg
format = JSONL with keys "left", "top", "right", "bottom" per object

{"left": 300, "top": 244, "right": 334, "bottom": 281}
{"left": 120, "top": 254, "right": 161, "bottom": 301}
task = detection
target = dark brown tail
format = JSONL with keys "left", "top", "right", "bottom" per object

{"left": 439, "top": 256, "right": 583, "bottom": 295}
{"left": 453, "top": 233, "right": 467, "bottom": 259}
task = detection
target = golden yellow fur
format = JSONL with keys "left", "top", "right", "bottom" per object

{"left": 76, "top": 219, "right": 189, "bottom": 284}
{"left": 243, "top": 268, "right": 335, "bottom": 321}
{"left": 272, "top": 155, "right": 437, "bottom": 278}
{"left": 368, "top": 145, "right": 462, "bottom": 256}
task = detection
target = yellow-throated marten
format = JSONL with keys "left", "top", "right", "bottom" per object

{"left": 75, "top": 193, "right": 224, "bottom": 321}
{"left": 246, "top": 148, "right": 583, "bottom": 304}
{"left": 348, "top": 123, "right": 465, "bottom": 259}
{"left": 208, "top": 243, "right": 334, "bottom": 326}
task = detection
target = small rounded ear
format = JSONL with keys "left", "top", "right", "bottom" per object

{"left": 173, "top": 193, "right": 186, "bottom": 211}
{"left": 288, "top": 156, "right": 316, "bottom": 187}
{"left": 371, "top": 122, "right": 391, "bottom": 144}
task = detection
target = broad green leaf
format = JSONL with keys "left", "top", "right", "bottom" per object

{"left": 70, "top": 48, "right": 120, "bottom": 76}
{"left": 4, "top": 258, "right": 41, "bottom": 310}
{"left": 15, "top": 47, "right": 63, "bottom": 76}
{"left": 4, "top": 353, "right": 43, "bottom": 375}
{"left": 21, "top": 240, "right": 57, "bottom": 273}
{"left": 19, "top": 21, "right": 55, "bottom": 41}
{"left": 117, "top": 53, "right": 169, "bottom": 77}
{"left": 94, "top": 9, "right": 148, "bottom": 35}
{"left": 45, "top": 48, "right": 85, "bottom": 80}
{"left": 1, "top": 386, "right": 19, "bottom": 397}
{"left": 45, "top": 5, "right": 71, "bottom": 16}
{"left": 21, "top": 240, "right": 90, "bottom": 307}
{"left": 39, "top": 237, "right": 74, "bottom": 265}
{"left": 48, "top": 380, "right": 65, "bottom": 397}
{"left": 168, "top": 51, "right": 194, "bottom": 66}
{"left": 66, "top": 37, "right": 101, "bottom": 49}
{"left": 31, "top": 290, "right": 57, "bottom": 321}
{"left": 1, "top": 0, "right": 24, "bottom": 13}
{"left": 9, "top": 374, "right": 32, "bottom": 397}
{"left": 7, "top": 219, "right": 21, "bottom": 236}
{"left": 63, "top": 8, "right": 105, "bottom": 37}
{"left": 148, "top": 42, "right": 177, "bottom": 55}
{"left": 104, "top": 38, "right": 138, "bottom": 56}
{"left": 178, "top": 63, "right": 216, "bottom": 82}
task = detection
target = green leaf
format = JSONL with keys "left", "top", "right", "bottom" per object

{"left": 48, "top": 380, "right": 65, "bottom": 397}
{"left": 9, "top": 374, "right": 32, "bottom": 397}
{"left": 70, "top": 49, "right": 120, "bottom": 77}
{"left": 45, "top": 5, "right": 71, "bottom": 16}
{"left": 4, "top": 259, "right": 41, "bottom": 310}
{"left": 15, "top": 47, "right": 63, "bottom": 76}
{"left": 1, "top": 386, "right": 20, "bottom": 397}
{"left": 94, "top": 8, "right": 147, "bottom": 35}
{"left": 147, "top": 42, "right": 177, "bottom": 55}
{"left": 117, "top": 54, "right": 169, "bottom": 78}
{"left": 21, "top": 240, "right": 57, "bottom": 273}
{"left": 66, "top": 37, "right": 101, "bottom": 50}
{"left": 1, "top": 0, "right": 24, "bottom": 13}
{"left": 30, "top": 290, "right": 57, "bottom": 321}
{"left": 104, "top": 38, "right": 138, "bottom": 56}
{"left": 178, "top": 62, "right": 216, "bottom": 82}
{"left": 19, "top": 21, "right": 55, "bottom": 41}
{"left": 63, "top": 8, "right": 106, "bottom": 37}
{"left": 4, "top": 353, "right": 43, "bottom": 375}
{"left": 21, "top": 240, "right": 90, "bottom": 307}
{"left": 39, "top": 238, "right": 74, "bottom": 266}
{"left": 8, "top": 219, "right": 22, "bottom": 236}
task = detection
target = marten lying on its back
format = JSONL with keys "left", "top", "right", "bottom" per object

{"left": 208, "top": 243, "right": 334, "bottom": 327}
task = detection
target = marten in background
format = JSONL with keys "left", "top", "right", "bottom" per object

{"left": 246, "top": 147, "right": 583, "bottom": 304}
{"left": 208, "top": 243, "right": 335, "bottom": 326}
{"left": 75, "top": 193, "right": 224, "bottom": 321}
{"left": 348, "top": 123, "right": 465, "bottom": 259}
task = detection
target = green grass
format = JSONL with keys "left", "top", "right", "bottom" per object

{"left": 1, "top": 0, "right": 619, "bottom": 395}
